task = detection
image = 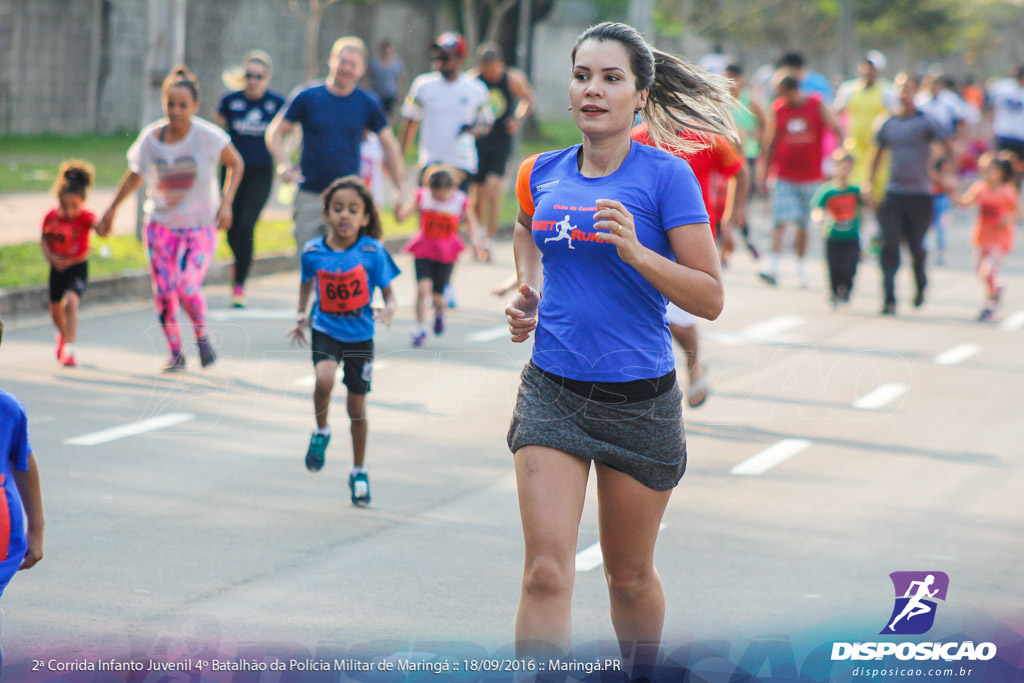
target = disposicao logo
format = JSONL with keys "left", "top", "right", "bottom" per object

{"left": 881, "top": 571, "right": 949, "bottom": 635}
{"left": 830, "top": 571, "right": 997, "bottom": 663}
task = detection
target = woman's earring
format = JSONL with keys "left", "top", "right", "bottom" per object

{"left": 568, "top": 105, "right": 573, "bottom": 111}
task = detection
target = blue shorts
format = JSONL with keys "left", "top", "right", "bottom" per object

{"left": 772, "top": 179, "right": 818, "bottom": 227}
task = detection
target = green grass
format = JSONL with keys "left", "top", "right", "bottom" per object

{"left": 0, "top": 133, "right": 135, "bottom": 194}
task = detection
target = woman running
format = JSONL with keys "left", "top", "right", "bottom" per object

{"left": 99, "top": 66, "right": 244, "bottom": 371}
{"left": 505, "top": 22, "right": 736, "bottom": 660}
{"left": 216, "top": 50, "right": 286, "bottom": 308}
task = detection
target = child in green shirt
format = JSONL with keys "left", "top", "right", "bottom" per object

{"left": 812, "top": 150, "right": 866, "bottom": 306}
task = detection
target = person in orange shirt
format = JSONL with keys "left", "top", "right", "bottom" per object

{"left": 40, "top": 161, "right": 111, "bottom": 367}
{"left": 957, "top": 155, "right": 1019, "bottom": 321}
{"left": 632, "top": 123, "right": 748, "bottom": 407}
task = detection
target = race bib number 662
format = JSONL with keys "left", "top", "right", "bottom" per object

{"left": 317, "top": 264, "right": 370, "bottom": 314}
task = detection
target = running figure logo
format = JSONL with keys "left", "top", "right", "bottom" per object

{"left": 881, "top": 571, "right": 949, "bottom": 635}
{"left": 544, "top": 215, "right": 576, "bottom": 250}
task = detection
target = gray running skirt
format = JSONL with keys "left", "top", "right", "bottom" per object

{"left": 507, "top": 362, "right": 687, "bottom": 491}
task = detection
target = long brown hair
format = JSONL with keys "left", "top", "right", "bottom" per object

{"left": 572, "top": 22, "right": 740, "bottom": 154}
{"left": 321, "top": 175, "right": 383, "bottom": 240}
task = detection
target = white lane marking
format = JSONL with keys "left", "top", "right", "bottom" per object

{"left": 576, "top": 524, "right": 666, "bottom": 572}
{"left": 208, "top": 308, "right": 297, "bottom": 321}
{"left": 853, "top": 383, "right": 907, "bottom": 410}
{"left": 704, "top": 316, "right": 806, "bottom": 346}
{"left": 934, "top": 343, "right": 980, "bottom": 366}
{"left": 741, "top": 315, "right": 805, "bottom": 339}
{"left": 64, "top": 412, "right": 196, "bottom": 446}
{"left": 294, "top": 361, "right": 391, "bottom": 386}
{"left": 467, "top": 326, "right": 510, "bottom": 342}
{"left": 999, "top": 311, "right": 1024, "bottom": 332}
{"left": 731, "top": 439, "right": 812, "bottom": 476}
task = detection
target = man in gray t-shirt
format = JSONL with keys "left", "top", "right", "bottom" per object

{"left": 867, "top": 72, "right": 951, "bottom": 315}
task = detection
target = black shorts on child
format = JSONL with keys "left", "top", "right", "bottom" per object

{"left": 414, "top": 258, "right": 455, "bottom": 294}
{"left": 49, "top": 261, "right": 88, "bottom": 303}
{"left": 311, "top": 329, "right": 374, "bottom": 395}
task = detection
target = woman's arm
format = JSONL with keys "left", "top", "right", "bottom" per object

{"left": 97, "top": 170, "right": 144, "bottom": 235}
{"left": 13, "top": 454, "right": 44, "bottom": 570}
{"left": 594, "top": 198, "right": 723, "bottom": 320}
{"left": 506, "top": 207, "right": 543, "bottom": 342}
{"left": 217, "top": 143, "right": 245, "bottom": 230}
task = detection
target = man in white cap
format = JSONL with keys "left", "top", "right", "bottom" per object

{"left": 834, "top": 51, "right": 895, "bottom": 198}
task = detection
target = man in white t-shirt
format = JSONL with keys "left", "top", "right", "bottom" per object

{"left": 990, "top": 65, "right": 1024, "bottom": 161}
{"left": 398, "top": 32, "right": 493, "bottom": 190}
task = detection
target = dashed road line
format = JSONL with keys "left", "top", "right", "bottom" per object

{"left": 467, "top": 326, "right": 510, "bottom": 342}
{"left": 730, "top": 439, "right": 812, "bottom": 476}
{"left": 934, "top": 343, "right": 980, "bottom": 366}
{"left": 64, "top": 412, "right": 196, "bottom": 446}
{"left": 999, "top": 311, "right": 1024, "bottom": 332}
{"left": 853, "top": 383, "right": 907, "bottom": 410}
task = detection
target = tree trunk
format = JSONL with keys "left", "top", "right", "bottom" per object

{"left": 483, "top": 0, "right": 518, "bottom": 46}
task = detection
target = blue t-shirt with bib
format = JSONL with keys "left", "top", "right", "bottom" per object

{"left": 0, "top": 389, "right": 31, "bottom": 597}
{"left": 217, "top": 89, "right": 286, "bottom": 168}
{"left": 283, "top": 83, "right": 387, "bottom": 193}
{"left": 516, "top": 142, "right": 708, "bottom": 383}
{"left": 301, "top": 235, "right": 400, "bottom": 343}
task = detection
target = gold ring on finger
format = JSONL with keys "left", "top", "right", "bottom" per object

{"left": 616, "top": 226, "right": 622, "bottom": 235}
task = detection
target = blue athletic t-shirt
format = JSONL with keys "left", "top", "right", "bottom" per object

{"left": 0, "top": 389, "right": 31, "bottom": 597}
{"left": 283, "top": 83, "right": 388, "bottom": 193}
{"left": 217, "top": 89, "right": 286, "bottom": 168}
{"left": 301, "top": 235, "right": 400, "bottom": 342}
{"left": 516, "top": 142, "right": 709, "bottom": 382}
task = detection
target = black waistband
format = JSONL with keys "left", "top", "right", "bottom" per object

{"left": 532, "top": 361, "right": 677, "bottom": 404}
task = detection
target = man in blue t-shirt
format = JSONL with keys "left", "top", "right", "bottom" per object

{"left": 266, "top": 37, "right": 406, "bottom": 256}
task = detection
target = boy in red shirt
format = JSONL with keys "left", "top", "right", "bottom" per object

{"left": 40, "top": 161, "right": 109, "bottom": 366}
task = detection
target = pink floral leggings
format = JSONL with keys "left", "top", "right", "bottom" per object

{"left": 145, "top": 222, "right": 217, "bottom": 353}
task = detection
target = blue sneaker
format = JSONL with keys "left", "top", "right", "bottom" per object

{"left": 443, "top": 283, "right": 457, "bottom": 309}
{"left": 433, "top": 310, "right": 445, "bottom": 335}
{"left": 412, "top": 331, "right": 427, "bottom": 347}
{"left": 305, "top": 432, "right": 330, "bottom": 472}
{"left": 349, "top": 471, "right": 371, "bottom": 506}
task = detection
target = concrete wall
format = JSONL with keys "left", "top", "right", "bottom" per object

{"left": 0, "top": 0, "right": 449, "bottom": 135}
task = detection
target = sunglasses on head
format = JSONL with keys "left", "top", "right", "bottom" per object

{"left": 244, "top": 72, "right": 266, "bottom": 80}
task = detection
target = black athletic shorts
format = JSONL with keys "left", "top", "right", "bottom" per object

{"left": 49, "top": 261, "right": 88, "bottom": 303}
{"left": 311, "top": 330, "right": 374, "bottom": 395}
{"left": 414, "top": 258, "right": 455, "bottom": 295}
{"left": 473, "top": 135, "right": 513, "bottom": 182}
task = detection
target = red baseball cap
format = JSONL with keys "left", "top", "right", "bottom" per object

{"left": 432, "top": 32, "right": 467, "bottom": 59}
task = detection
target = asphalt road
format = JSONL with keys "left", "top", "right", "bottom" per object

{"left": 1, "top": 207, "right": 1022, "bottom": 676}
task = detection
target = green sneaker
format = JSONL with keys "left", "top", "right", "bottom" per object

{"left": 349, "top": 471, "right": 371, "bottom": 506}
{"left": 305, "top": 432, "right": 330, "bottom": 472}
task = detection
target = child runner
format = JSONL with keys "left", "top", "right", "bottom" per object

{"left": 288, "top": 176, "right": 399, "bottom": 506}
{"left": 98, "top": 66, "right": 244, "bottom": 371}
{"left": 40, "top": 161, "right": 108, "bottom": 367}
{"left": 812, "top": 150, "right": 867, "bottom": 307}
{"left": 395, "top": 168, "right": 479, "bottom": 347}
{"left": 0, "top": 315, "right": 46, "bottom": 633}
{"left": 957, "top": 155, "right": 1019, "bottom": 321}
